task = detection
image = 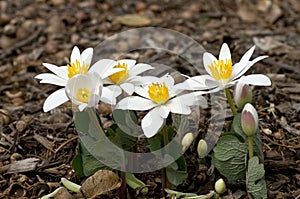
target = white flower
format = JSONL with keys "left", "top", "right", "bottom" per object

{"left": 65, "top": 73, "right": 102, "bottom": 111}
{"left": 115, "top": 74, "right": 206, "bottom": 138}
{"left": 89, "top": 59, "right": 154, "bottom": 96}
{"left": 179, "top": 43, "right": 271, "bottom": 92}
{"left": 35, "top": 46, "right": 121, "bottom": 112}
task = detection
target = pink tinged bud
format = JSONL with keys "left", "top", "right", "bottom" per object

{"left": 234, "top": 82, "right": 252, "bottom": 110}
{"left": 215, "top": 178, "right": 226, "bottom": 194}
{"left": 241, "top": 103, "right": 258, "bottom": 137}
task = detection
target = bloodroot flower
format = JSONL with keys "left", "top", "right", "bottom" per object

{"left": 115, "top": 74, "right": 206, "bottom": 138}
{"left": 89, "top": 59, "right": 154, "bottom": 96}
{"left": 65, "top": 73, "right": 103, "bottom": 111}
{"left": 179, "top": 43, "right": 271, "bottom": 92}
{"left": 35, "top": 46, "right": 121, "bottom": 112}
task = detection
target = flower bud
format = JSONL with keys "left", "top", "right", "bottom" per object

{"left": 181, "top": 132, "right": 194, "bottom": 151}
{"left": 241, "top": 103, "right": 258, "bottom": 137}
{"left": 234, "top": 82, "right": 252, "bottom": 110}
{"left": 197, "top": 139, "right": 208, "bottom": 158}
{"left": 215, "top": 178, "right": 226, "bottom": 194}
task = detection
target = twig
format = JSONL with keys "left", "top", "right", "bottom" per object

{"left": 54, "top": 136, "right": 78, "bottom": 153}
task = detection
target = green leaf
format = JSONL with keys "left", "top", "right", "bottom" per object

{"left": 148, "top": 126, "right": 176, "bottom": 151}
{"left": 212, "top": 135, "right": 248, "bottom": 180}
{"left": 79, "top": 140, "right": 109, "bottom": 176}
{"left": 112, "top": 109, "right": 139, "bottom": 137}
{"left": 166, "top": 156, "right": 188, "bottom": 186}
{"left": 231, "top": 113, "right": 263, "bottom": 157}
{"left": 213, "top": 135, "right": 248, "bottom": 161}
{"left": 107, "top": 126, "right": 137, "bottom": 151}
{"left": 247, "top": 157, "right": 267, "bottom": 199}
{"left": 125, "top": 173, "right": 148, "bottom": 195}
{"left": 71, "top": 154, "right": 84, "bottom": 176}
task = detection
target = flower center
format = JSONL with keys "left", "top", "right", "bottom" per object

{"left": 109, "top": 62, "right": 129, "bottom": 84}
{"left": 148, "top": 82, "right": 169, "bottom": 104}
{"left": 67, "top": 60, "right": 89, "bottom": 78}
{"left": 77, "top": 88, "right": 91, "bottom": 103}
{"left": 208, "top": 59, "right": 232, "bottom": 81}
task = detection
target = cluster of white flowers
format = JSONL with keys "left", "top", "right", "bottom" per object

{"left": 36, "top": 43, "right": 271, "bottom": 137}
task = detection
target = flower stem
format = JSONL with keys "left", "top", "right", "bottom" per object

{"left": 162, "top": 125, "right": 170, "bottom": 197}
{"left": 248, "top": 136, "right": 254, "bottom": 159}
{"left": 120, "top": 171, "right": 127, "bottom": 199}
{"left": 225, "top": 88, "right": 237, "bottom": 116}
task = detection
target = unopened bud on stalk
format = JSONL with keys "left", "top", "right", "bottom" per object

{"left": 241, "top": 103, "right": 258, "bottom": 137}
{"left": 197, "top": 139, "right": 208, "bottom": 157}
{"left": 215, "top": 178, "right": 226, "bottom": 194}
{"left": 182, "top": 132, "right": 194, "bottom": 151}
{"left": 234, "top": 82, "right": 252, "bottom": 110}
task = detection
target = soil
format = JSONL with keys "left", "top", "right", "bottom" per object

{"left": 0, "top": 0, "right": 300, "bottom": 198}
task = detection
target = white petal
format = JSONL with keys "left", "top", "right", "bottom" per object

{"left": 232, "top": 55, "right": 268, "bottom": 80}
{"left": 238, "top": 74, "right": 271, "bottom": 86}
{"left": 166, "top": 98, "right": 191, "bottom": 115}
{"left": 87, "top": 94, "right": 100, "bottom": 108}
{"left": 89, "top": 59, "right": 125, "bottom": 79}
{"left": 219, "top": 43, "right": 231, "bottom": 61}
{"left": 159, "top": 106, "right": 170, "bottom": 119}
{"left": 176, "top": 75, "right": 213, "bottom": 91}
{"left": 135, "top": 86, "right": 151, "bottom": 100}
{"left": 100, "top": 87, "right": 117, "bottom": 105}
{"left": 37, "top": 73, "right": 67, "bottom": 86}
{"left": 176, "top": 92, "right": 207, "bottom": 106}
{"left": 81, "top": 48, "right": 93, "bottom": 65}
{"left": 161, "top": 74, "right": 175, "bottom": 88}
{"left": 118, "top": 59, "right": 136, "bottom": 70}
{"left": 70, "top": 46, "right": 81, "bottom": 63}
{"left": 203, "top": 52, "right": 217, "bottom": 76}
{"left": 232, "top": 45, "right": 259, "bottom": 77}
{"left": 134, "top": 76, "right": 161, "bottom": 85}
{"left": 141, "top": 107, "right": 164, "bottom": 138}
{"left": 42, "top": 63, "right": 68, "bottom": 79}
{"left": 78, "top": 103, "right": 87, "bottom": 112}
{"left": 116, "top": 96, "right": 156, "bottom": 111}
{"left": 129, "top": 63, "right": 154, "bottom": 77}
{"left": 237, "top": 46, "right": 256, "bottom": 68}
{"left": 120, "top": 82, "right": 135, "bottom": 95}
{"left": 43, "top": 88, "right": 69, "bottom": 112}
{"left": 106, "top": 85, "right": 123, "bottom": 97}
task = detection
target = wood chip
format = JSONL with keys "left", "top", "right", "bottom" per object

{"left": 277, "top": 116, "right": 300, "bottom": 136}
{"left": 7, "top": 158, "right": 39, "bottom": 174}
{"left": 33, "top": 133, "right": 54, "bottom": 152}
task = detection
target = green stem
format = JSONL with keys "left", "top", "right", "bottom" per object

{"left": 162, "top": 125, "right": 170, "bottom": 197}
{"left": 225, "top": 88, "right": 237, "bottom": 116}
{"left": 248, "top": 136, "right": 254, "bottom": 159}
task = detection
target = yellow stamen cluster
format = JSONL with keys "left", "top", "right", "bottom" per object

{"left": 148, "top": 82, "right": 169, "bottom": 104}
{"left": 67, "top": 60, "right": 89, "bottom": 78}
{"left": 208, "top": 59, "right": 232, "bottom": 81}
{"left": 109, "top": 62, "right": 129, "bottom": 84}
{"left": 77, "top": 88, "right": 91, "bottom": 103}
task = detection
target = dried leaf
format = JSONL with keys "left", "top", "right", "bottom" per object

{"left": 115, "top": 14, "right": 151, "bottom": 27}
{"left": 253, "top": 37, "right": 294, "bottom": 54}
{"left": 77, "top": 170, "right": 121, "bottom": 198}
